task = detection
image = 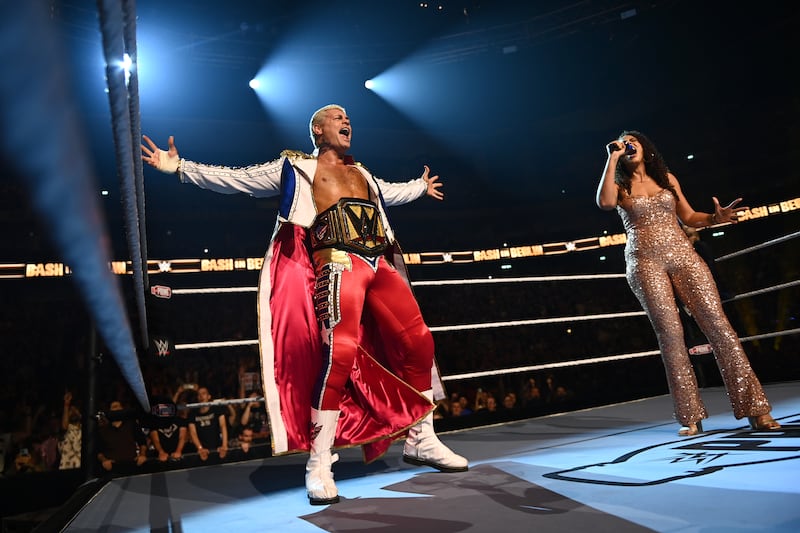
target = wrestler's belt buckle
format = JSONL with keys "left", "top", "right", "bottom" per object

{"left": 311, "top": 198, "right": 387, "bottom": 257}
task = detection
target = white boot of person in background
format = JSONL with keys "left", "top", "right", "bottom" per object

{"left": 403, "top": 390, "right": 469, "bottom": 472}
{"left": 306, "top": 409, "right": 341, "bottom": 505}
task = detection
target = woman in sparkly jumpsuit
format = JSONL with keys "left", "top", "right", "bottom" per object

{"left": 595, "top": 130, "right": 781, "bottom": 436}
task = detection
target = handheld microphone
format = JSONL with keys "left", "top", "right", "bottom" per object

{"left": 608, "top": 141, "right": 636, "bottom": 155}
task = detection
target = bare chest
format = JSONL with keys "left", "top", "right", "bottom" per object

{"left": 312, "top": 165, "right": 370, "bottom": 211}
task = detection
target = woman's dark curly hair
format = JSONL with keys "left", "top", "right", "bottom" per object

{"left": 614, "top": 130, "right": 677, "bottom": 199}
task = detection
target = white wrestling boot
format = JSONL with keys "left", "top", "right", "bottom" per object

{"left": 306, "top": 409, "right": 340, "bottom": 505}
{"left": 403, "top": 390, "right": 469, "bottom": 472}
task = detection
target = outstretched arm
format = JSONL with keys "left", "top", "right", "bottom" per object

{"left": 141, "top": 134, "right": 283, "bottom": 197}
{"left": 670, "top": 173, "right": 747, "bottom": 227}
{"left": 376, "top": 165, "right": 444, "bottom": 206}
{"left": 141, "top": 135, "right": 180, "bottom": 174}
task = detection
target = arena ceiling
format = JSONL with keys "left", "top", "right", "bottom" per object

{"left": 5, "top": 0, "right": 799, "bottom": 261}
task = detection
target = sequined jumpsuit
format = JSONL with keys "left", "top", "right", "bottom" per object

{"left": 617, "top": 188, "right": 771, "bottom": 425}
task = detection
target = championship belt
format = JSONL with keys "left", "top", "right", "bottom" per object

{"left": 310, "top": 198, "right": 387, "bottom": 257}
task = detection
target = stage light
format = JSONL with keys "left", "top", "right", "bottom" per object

{"left": 116, "top": 53, "right": 132, "bottom": 85}
{"left": 364, "top": 79, "right": 375, "bottom": 90}
{"left": 249, "top": 78, "right": 261, "bottom": 90}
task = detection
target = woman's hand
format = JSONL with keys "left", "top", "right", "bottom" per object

{"left": 712, "top": 196, "right": 748, "bottom": 224}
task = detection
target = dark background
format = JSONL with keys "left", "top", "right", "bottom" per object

{"left": 1, "top": 1, "right": 799, "bottom": 526}
{"left": 4, "top": 0, "right": 799, "bottom": 261}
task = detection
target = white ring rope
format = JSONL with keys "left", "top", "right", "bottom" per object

{"left": 167, "top": 273, "right": 627, "bottom": 296}
{"left": 441, "top": 350, "right": 661, "bottom": 381}
{"left": 172, "top": 328, "right": 800, "bottom": 397}
{"left": 172, "top": 287, "right": 257, "bottom": 295}
{"left": 439, "top": 329, "right": 800, "bottom": 382}
{"left": 428, "top": 311, "right": 646, "bottom": 333}
{"left": 723, "top": 279, "right": 800, "bottom": 302}
{"left": 411, "top": 273, "right": 627, "bottom": 286}
{"left": 175, "top": 339, "right": 258, "bottom": 350}
{"left": 169, "top": 277, "right": 795, "bottom": 349}
{"left": 715, "top": 229, "right": 800, "bottom": 262}
{"left": 163, "top": 229, "right": 798, "bottom": 407}
{"left": 182, "top": 397, "right": 264, "bottom": 409}
{"left": 739, "top": 327, "right": 800, "bottom": 344}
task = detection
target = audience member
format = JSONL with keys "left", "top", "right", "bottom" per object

{"left": 239, "top": 391, "right": 269, "bottom": 441}
{"left": 520, "top": 377, "right": 542, "bottom": 408}
{"left": 227, "top": 424, "right": 256, "bottom": 456}
{"left": 10, "top": 439, "right": 44, "bottom": 475}
{"left": 188, "top": 386, "right": 229, "bottom": 461}
{"left": 58, "top": 391, "right": 81, "bottom": 470}
{"left": 148, "top": 412, "right": 189, "bottom": 463}
{"left": 473, "top": 389, "right": 488, "bottom": 413}
{"left": 485, "top": 395, "right": 498, "bottom": 413}
{"left": 503, "top": 392, "right": 518, "bottom": 410}
{"left": 457, "top": 396, "right": 473, "bottom": 416}
{"left": 96, "top": 401, "right": 148, "bottom": 476}
{"left": 34, "top": 410, "right": 61, "bottom": 471}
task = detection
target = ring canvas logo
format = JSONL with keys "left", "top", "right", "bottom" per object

{"left": 543, "top": 416, "right": 799, "bottom": 486}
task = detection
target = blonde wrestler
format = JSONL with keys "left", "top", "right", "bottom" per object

{"left": 142, "top": 104, "right": 468, "bottom": 505}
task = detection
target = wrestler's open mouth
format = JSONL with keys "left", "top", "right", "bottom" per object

{"left": 339, "top": 128, "right": 350, "bottom": 138}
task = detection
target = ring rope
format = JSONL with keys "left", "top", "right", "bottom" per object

{"left": 172, "top": 287, "right": 257, "bottom": 295}
{"left": 97, "top": 0, "right": 150, "bottom": 348}
{"left": 159, "top": 239, "right": 800, "bottom": 408}
{"left": 429, "top": 311, "right": 647, "bottom": 333}
{"left": 182, "top": 398, "right": 264, "bottom": 409}
{"left": 723, "top": 279, "right": 800, "bottom": 302}
{"left": 0, "top": 2, "right": 149, "bottom": 411}
{"left": 739, "top": 327, "right": 800, "bottom": 343}
{"left": 160, "top": 227, "right": 797, "bottom": 414}
{"left": 167, "top": 277, "right": 794, "bottom": 345}
{"left": 412, "top": 274, "right": 627, "bottom": 286}
{"left": 715, "top": 229, "right": 800, "bottom": 262}
{"left": 122, "top": 0, "right": 151, "bottom": 300}
{"left": 175, "top": 339, "right": 258, "bottom": 350}
{"left": 174, "top": 324, "right": 800, "bottom": 388}
{"left": 441, "top": 350, "right": 661, "bottom": 381}
{"left": 151, "top": 326, "right": 800, "bottom": 409}
{"left": 168, "top": 274, "right": 627, "bottom": 296}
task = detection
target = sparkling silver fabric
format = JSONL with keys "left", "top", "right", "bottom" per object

{"left": 617, "top": 189, "right": 771, "bottom": 425}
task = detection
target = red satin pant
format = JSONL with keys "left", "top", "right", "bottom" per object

{"left": 312, "top": 252, "right": 434, "bottom": 410}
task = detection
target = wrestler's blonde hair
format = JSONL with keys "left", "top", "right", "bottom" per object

{"left": 309, "top": 104, "right": 346, "bottom": 150}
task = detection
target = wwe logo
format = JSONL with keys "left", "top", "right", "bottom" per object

{"left": 153, "top": 338, "right": 171, "bottom": 357}
{"left": 158, "top": 261, "right": 171, "bottom": 272}
{"left": 345, "top": 205, "right": 381, "bottom": 243}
